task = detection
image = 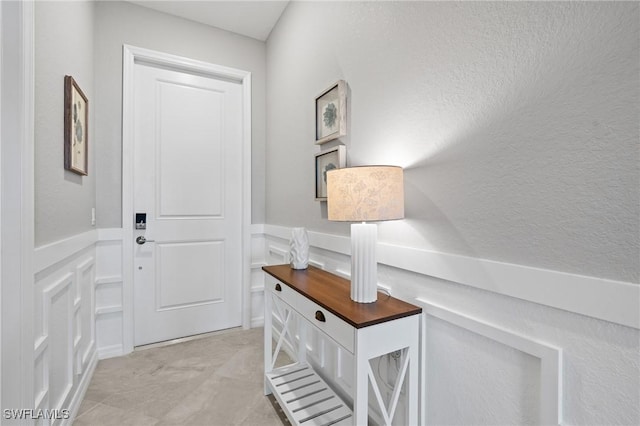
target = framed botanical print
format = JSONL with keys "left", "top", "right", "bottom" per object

{"left": 315, "top": 80, "right": 347, "bottom": 145}
{"left": 315, "top": 145, "right": 346, "bottom": 201}
{"left": 64, "top": 75, "right": 88, "bottom": 175}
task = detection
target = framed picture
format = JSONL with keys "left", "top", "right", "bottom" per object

{"left": 315, "top": 145, "right": 346, "bottom": 201}
{"left": 64, "top": 75, "right": 88, "bottom": 175}
{"left": 315, "top": 80, "right": 347, "bottom": 145}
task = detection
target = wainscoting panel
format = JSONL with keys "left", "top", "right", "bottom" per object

{"left": 249, "top": 225, "right": 267, "bottom": 328}
{"left": 416, "top": 298, "right": 562, "bottom": 425}
{"left": 258, "top": 224, "right": 639, "bottom": 425}
{"left": 95, "top": 230, "right": 124, "bottom": 359}
{"left": 33, "top": 225, "right": 632, "bottom": 424}
{"left": 34, "top": 231, "right": 99, "bottom": 425}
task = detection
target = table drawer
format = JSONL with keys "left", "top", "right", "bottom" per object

{"left": 268, "top": 277, "right": 355, "bottom": 354}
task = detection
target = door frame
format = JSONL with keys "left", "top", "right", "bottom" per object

{"left": 122, "top": 45, "right": 252, "bottom": 353}
{"left": 0, "top": 0, "right": 35, "bottom": 410}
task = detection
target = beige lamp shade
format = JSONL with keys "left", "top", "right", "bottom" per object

{"left": 327, "top": 166, "right": 404, "bottom": 222}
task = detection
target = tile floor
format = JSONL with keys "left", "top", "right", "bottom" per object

{"left": 74, "top": 328, "right": 289, "bottom": 425}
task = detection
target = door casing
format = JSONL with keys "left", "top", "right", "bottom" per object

{"left": 0, "top": 0, "right": 35, "bottom": 411}
{"left": 122, "top": 45, "right": 252, "bottom": 354}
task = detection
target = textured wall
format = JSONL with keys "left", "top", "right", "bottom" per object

{"left": 265, "top": 1, "right": 639, "bottom": 283}
{"left": 94, "top": 1, "right": 267, "bottom": 227}
{"left": 35, "top": 1, "right": 96, "bottom": 246}
{"left": 265, "top": 2, "right": 639, "bottom": 424}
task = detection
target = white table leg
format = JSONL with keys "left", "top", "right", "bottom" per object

{"left": 407, "top": 329, "right": 419, "bottom": 425}
{"left": 353, "top": 341, "right": 369, "bottom": 425}
{"left": 264, "top": 286, "right": 273, "bottom": 396}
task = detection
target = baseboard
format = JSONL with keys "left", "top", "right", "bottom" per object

{"left": 251, "top": 316, "right": 265, "bottom": 328}
{"left": 97, "top": 344, "right": 124, "bottom": 360}
{"left": 62, "top": 348, "right": 98, "bottom": 426}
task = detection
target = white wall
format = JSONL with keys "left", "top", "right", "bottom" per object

{"left": 265, "top": 1, "right": 639, "bottom": 424}
{"left": 94, "top": 0, "right": 267, "bottom": 227}
{"left": 35, "top": 0, "right": 96, "bottom": 247}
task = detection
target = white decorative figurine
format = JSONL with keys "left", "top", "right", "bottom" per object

{"left": 290, "top": 227, "right": 309, "bottom": 269}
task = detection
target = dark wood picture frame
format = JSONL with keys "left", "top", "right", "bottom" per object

{"left": 64, "top": 75, "right": 88, "bottom": 175}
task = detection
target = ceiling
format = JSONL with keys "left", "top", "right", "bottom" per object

{"left": 128, "top": 1, "right": 290, "bottom": 41}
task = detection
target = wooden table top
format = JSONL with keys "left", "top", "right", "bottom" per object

{"left": 262, "top": 264, "right": 422, "bottom": 329}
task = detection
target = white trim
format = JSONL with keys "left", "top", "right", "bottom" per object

{"left": 42, "top": 272, "right": 75, "bottom": 411}
{"left": 251, "top": 262, "right": 267, "bottom": 270}
{"left": 97, "top": 227, "right": 123, "bottom": 241}
{"left": 262, "top": 224, "right": 639, "bottom": 329}
{"left": 95, "top": 305, "right": 123, "bottom": 315}
{"left": 250, "top": 223, "right": 265, "bottom": 234}
{"left": 97, "top": 344, "right": 124, "bottom": 360}
{"left": 268, "top": 245, "right": 289, "bottom": 263}
{"left": 34, "top": 230, "right": 98, "bottom": 273}
{"left": 416, "top": 298, "right": 563, "bottom": 425}
{"left": 0, "top": 0, "right": 35, "bottom": 410}
{"left": 95, "top": 275, "right": 123, "bottom": 286}
{"left": 250, "top": 317, "right": 265, "bottom": 328}
{"left": 241, "top": 64, "right": 252, "bottom": 331}
{"left": 0, "top": 1, "right": 3, "bottom": 407}
{"left": 122, "top": 45, "right": 252, "bottom": 353}
{"left": 63, "top": 349, "right": 98, "bottom": 426}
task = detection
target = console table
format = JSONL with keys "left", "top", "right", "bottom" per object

{"left": 263, "top": 264, "right": 422, "bottom": 426}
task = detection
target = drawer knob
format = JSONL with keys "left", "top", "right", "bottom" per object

{"left": 275, "top": 283, "right": 282, "bottom": 292}
{"left": 315, "top": 310, "right": 326, "bottom": 322}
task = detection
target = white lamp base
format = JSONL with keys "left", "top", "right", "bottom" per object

{"left": 350, "top": 223, "right": 377, "bottom": 303}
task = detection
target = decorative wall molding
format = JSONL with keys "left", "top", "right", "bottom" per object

{"left": 32, "top": 246, "right": 97, "bottom": 424}
{"left": 96, "top": 305, "right": 123, "bottom": 315}
{"left": 75, "top": 257, "right": 95, "bottom": 376}
{"left": 34, "top": 230, "right": 98, "bottom": 274}
{"left": 95, "top": 276, "right": 123, "bottom": 286}
{"left": 416, "top": 298, "right": 563, "bottom": 425}
{"left": 63, "top": 350, "right": 98, "bottom": 426}
{"left": 41, "top": 272, "right": 75, "bottom": 410}
{"left": 268, "top": 245, "right": 289, "bottom": 264}
{"left": 95, "top": 230, "right": 124, "bottom": 359}
{"left": 262, "top": 224, "right": 639, "bottom": 329}
{"left": 97, "top": 227, "right": 123, "bottom": 241}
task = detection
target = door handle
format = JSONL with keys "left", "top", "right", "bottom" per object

{"left": 136, "top": 236, "right": 155, "bottom": 245}
{"left": 315, "top": 310, "right": 326, "bottom": 322}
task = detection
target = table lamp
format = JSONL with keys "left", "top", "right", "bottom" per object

{"left": 326, "top": 166, "right": 404, "bottom": 303}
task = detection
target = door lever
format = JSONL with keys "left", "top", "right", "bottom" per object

{"left": 136, "top": 236, "right": 155, "bottom": 245}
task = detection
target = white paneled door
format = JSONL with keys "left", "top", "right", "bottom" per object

{"left": 133, "top": 61, "right": 243, "bottom": 346}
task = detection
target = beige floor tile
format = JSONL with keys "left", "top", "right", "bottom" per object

{"left": 74, "top": 402, "right": 159, "bottom": 426}
{"left": 76, "top": 398, "right": 101, "bottom": 418}
{"left": 236, "top": 395, "right": 289, "bottom": 426}
{"left": 74, "top": 328, "right": 288, "bottom": 426}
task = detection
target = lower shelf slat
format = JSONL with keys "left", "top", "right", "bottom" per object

{"left": 267, "top": 363, "right": 353, "bottom": 426}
